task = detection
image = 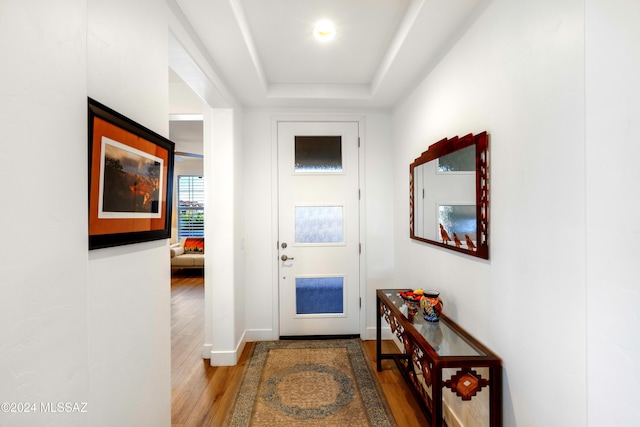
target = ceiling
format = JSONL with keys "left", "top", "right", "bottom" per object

{"left": 169, "top": 0, "right": 488, "bottom": 110}
{"left": 168, "top": 68, "right": 205, "bottom": 158}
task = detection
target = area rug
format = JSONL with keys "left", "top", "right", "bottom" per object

{"left": 226, "top": 339, "right": 397, "bottom": 426}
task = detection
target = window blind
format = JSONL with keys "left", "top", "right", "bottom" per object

{"left": 177, "top": 175, "right": 204, "bottom": 238}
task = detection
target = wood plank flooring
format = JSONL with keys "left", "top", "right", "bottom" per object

{"left": 171, "top": 272, "right": 428, "bottom": 426}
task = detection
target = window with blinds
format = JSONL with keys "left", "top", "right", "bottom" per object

{"left": 177, "top": 175, "right": 204, "bottom": 238}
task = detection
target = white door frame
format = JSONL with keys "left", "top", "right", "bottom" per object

{"left": 270, "top": 115, "right": 367, "bottom": 339}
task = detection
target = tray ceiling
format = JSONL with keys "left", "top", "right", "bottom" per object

{"left": 170, "top": 0, "right": 487, "bottom": 108}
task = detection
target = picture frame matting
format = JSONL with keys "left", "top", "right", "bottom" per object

{"left": 88, "top": 97, "right": 175, "bottom": 249}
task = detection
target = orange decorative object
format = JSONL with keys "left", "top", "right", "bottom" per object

{"left": 420, "top": 291, "right": 443, "bottom": 322}
{"left": 439, "top": 223, "right": 452, "bottom": 245}
{"left": 183, "top": 237, "right": 204, "bottom": 253}
{"left": 445, "top": 368, "right": 490, "bottom": 401}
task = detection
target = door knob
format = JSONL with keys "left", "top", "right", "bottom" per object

{"left": 281, "top": 254, "right": 294, "bottom": 261}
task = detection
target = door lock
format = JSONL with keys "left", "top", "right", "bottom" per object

{"left": 281, "top": 254, "right": 294, "bottom": 261}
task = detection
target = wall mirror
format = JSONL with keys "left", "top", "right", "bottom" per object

{"left": 410, "top": 132, "right": 489, "bottom": 259}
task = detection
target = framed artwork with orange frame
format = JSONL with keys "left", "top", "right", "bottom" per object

{"left": 88, "top": 98, "right": 174, "bottom": 249}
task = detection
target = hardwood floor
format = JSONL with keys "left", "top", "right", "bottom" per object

{"left": 171, "top": 272, "right": 428, "bottom": 426}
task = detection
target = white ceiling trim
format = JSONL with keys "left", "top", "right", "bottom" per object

{"left": 370, "top": 0, "right": 425, "bottom": 95}
{"left": 167, "top": 1, "right": 239, "bottom": 109}
{"left": 169, "top": 114, "right": 204, "bottom": 121}
{"left": 227, "top": 0, "right": 419, "bottom": 101}
{"left": 169, "top": 0, "right": 486, "bottom": 108}
{"left": 268, "top": 83, "right": 372, "bottom": 100}
{"left": 229, "top": 0, "right": 269, "bottom": 93}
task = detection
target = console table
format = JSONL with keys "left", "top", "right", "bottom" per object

{"left": 376, "top": 289, "right": 502, "bottom": 427}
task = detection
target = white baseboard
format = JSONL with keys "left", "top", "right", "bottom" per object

{"left": 209, "top": 331, "right": 248, "bottom": 366}
{"left": 202, "top": 343, "right": 212, "bottom": 359}
{"left": 245, "top": 328, "right": 277, "bottom": 341}
{"left": 364, "top": 325, "right": 394, "bottom": 341}
{"left": 210, "top": 349, "right": 238, "bottom": 366}
{"left": 206, "top": 327, "right": 395, "bottom": 365}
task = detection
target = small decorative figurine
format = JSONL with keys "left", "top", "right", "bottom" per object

{"left": 440, "top": 224, "right": 452, "bottom": 245}
{"left": 465, "top": 234, "right": 477, "bottom": 251}
{"left": 453, "top": 233, "right": 462, "bottom": 248}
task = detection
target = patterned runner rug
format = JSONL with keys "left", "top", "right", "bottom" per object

{"left": 226, "top": 339, "right": 397, "bottom": 426}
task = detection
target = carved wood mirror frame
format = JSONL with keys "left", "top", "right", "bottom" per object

{"left": 410, "top": 131, "right": 489, "bottom": 259}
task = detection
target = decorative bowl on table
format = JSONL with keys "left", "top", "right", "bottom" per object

{"left": 398, "top": 290, "right": 424, "bottom": 323}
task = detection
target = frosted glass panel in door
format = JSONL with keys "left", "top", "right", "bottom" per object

{"left": 294, "top": 136, "right": 342, "bottom": 172}
{"left": 295, "top": 206, "right": 344, "bottom": 243}
{"left": 295, "top": 277, "right": 344, "bottom": 314}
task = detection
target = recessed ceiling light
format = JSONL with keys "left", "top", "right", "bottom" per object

{"left": 313, "top": 20, "right": 335, "bottom": 42}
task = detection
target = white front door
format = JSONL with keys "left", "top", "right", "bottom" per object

{"left": 277, "top": 121, "right": 360, "bottom": 337}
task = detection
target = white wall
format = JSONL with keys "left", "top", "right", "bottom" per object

{"left": 242, "top": 111, "right": 275, "bottom": 339}
{"left": 0, "top": 1, "right": 89, "bottom": 426}
{"left": 585, "top": 0, "right": 640, "bottom": 425}
{"left": 174, "top": 158, "right": 204, "bottom": 176}
{"left": 204, "top": 107, "right": 247, "bottom": 365}
{"left": 361, "top": 113, "right": 396, "bottom": 335}
{"left": 4, "top": 0, "right": 638, "bottom": 425}
{"left": 86, "top": 0, "right": 173, "bottom": 425}
{"left": 233, "top": 109, "right": 246, "bottom": 356}
{"left": 392, "top": 0, "right": 587, "bottom": 426}
{"left": 1, "top": 1, "right": 215, "bottom": 426}
{"left": 166, "top": 0, "right": 246, "bottom": 365}
{"left": 242, "top": 109, "right": 394, "bottom": 340}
